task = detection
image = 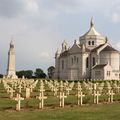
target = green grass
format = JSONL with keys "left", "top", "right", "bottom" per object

{"left": 0, "top": 103, "right": 120, "bottom": 120}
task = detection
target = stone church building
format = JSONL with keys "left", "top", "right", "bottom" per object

{"left": 54, "top": 19, "right": 120, "bottom": 80}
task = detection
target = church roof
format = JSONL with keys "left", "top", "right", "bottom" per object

{"left": 60, "top": 51, "right": 68, "bottom": 57}
{"left": 92, "top": 64, "right": 107, "bottom": 69}
{"left": 81, "top": 19, "right": 102, "bottom": 37}
{"left": 101, "top": 46, "right": 119, "bottom": 52}
{"left": 83, "top": 26, "right": 101, "bottom": 37}
{"left": 91, "top": 44, "right": 119, "bottom": 53}
{"left": 91, "top": 44, "right": 105, "bottom": 52}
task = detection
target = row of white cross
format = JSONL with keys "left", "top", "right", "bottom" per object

{"left": 1, "top": 79, "right": 120, "bottom": 111}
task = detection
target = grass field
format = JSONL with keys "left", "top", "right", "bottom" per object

{"left": 0, "top": 103, "right": 120, "bottom": 120}
{"left": 0, "top": 79, "right": 120, "bottom": 120}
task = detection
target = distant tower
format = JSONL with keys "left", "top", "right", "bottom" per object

{"left": 6, "top": 40, "right": 18, "bottom": 79}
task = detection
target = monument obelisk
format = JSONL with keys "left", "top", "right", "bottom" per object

{"left": 6, "top": 40, "right": 18, "bottom": 79}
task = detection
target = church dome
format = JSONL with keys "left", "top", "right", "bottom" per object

{"left": 83, "top": 24, "right": 101, "bottom": 36}
{"left": 79, "top": 18, "right": 106, "bottom": 50}
{"left": 81, "top": 18, "right": 102, "bottom": 37}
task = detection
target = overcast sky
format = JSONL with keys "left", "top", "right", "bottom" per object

{"left": 0, "top": 0, "right": 120, "bottom": 74}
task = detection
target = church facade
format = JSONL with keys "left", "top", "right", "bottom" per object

{"left": 54, "top": 19, "right": 120, "bottom": 80}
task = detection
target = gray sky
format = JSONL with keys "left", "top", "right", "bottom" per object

{"left": 0, "top": 0, "right": 120, "bottom": 74}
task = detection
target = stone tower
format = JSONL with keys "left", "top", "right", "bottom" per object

{"left": 6, "top": 40, "right": 18, "bottom": 79}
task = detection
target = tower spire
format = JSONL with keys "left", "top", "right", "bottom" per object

{"left": 105, "top": 36, "right": 108, "bottom": 43}
{"left": 62, "top": 40, "right": 68, "bottom": 52}
{"left": 90, "top": 17, "right": 94, "bottom": 28}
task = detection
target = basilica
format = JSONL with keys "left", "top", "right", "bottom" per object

{"left": 54, "top": 19, "right": 120, "bottom": 80}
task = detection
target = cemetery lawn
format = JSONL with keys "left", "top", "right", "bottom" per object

{"left": 0, "top": 103, "right": 120, "bottom": 120}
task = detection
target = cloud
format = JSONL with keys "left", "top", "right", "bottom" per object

{"left": 39, "top": 52, "right": 50, "bottom": 59}
{"left": 0, "top": 0, "right": 120, "bottom": 19}
{"left": 112, "top": 13, "right": 120, "bottom": 23}
{"left": 25, "top": 0, "right": 39, "bottom": 15}
{"left": 0, "top": 0, "right": 40, "bottom": 18}
{"left": 52, "top": 0, "right": 82, "bottom": 13}
{"left": 0, "top": 0, "right": 26, "bottom": 18}
{"left": 47, "top": 0, "right": 117, "bottom": 14}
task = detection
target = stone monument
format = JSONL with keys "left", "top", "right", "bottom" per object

{"left": 6, "top": 40, "right": 18, "bottom": 79}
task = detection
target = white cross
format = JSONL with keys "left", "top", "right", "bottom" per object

{"left": 77, "top": 82, "right": 82, "bottom": 92}
{"left": 65, "top": 87, "right": 71, "bottom": 96}
{"left": 57, "top": 92, "right": 67, "bottom": 108}
{"left": 18, "top": 85, "right": 22, "bottom": 93}
{"left": 77, "top": 91, "right": 85, "bottom": 106}
{"left": 26, "top": 88, "right": 31, "bottom": 98}
{"left": 93, "top": 83, "right": 97, "bottom": 91}
{"left": 36, "top": 92, "right": 47, "bottom": 109}
{"left": 92, "top": 90, "right": 101, "bottom": 104}
{"left": 98, "top": 83, "right": 104, "bottom": 94}
{"left": 9, "top": 88, "right": 15, "bottom": 99}
{"left": 59, "top": 81, "right": 64, "bottom": 92}
{"left": 38, "top": 86, "right": 45, "bottom": 93}
{"left": 116, "top": 85, "right": 120, "bottom": 93}
{"left": 108, "top": 90, "right": 115, "bottom": 103}
{"left": 53, "top": 87, "right": 58, "bottom": 96}
{"left": 13, "top": 93, "right": 24, "bottom": 111}
{"left": 106, "top": 82, "right": 112, "bottom": 90}
{"left": 14, "top": 83, "right": 17, "bottom": 89}
{"left": 38, "top": 81, "right": 45, "bottom": 93}
{"left": 29, "top": 85, "right": 33, "bottom": 92}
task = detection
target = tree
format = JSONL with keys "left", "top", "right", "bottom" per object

{"left": 34, "top": 68, "right": 46, "bottom": 78}
{"left": 16, "top": 70, "right": 33, "bottom": 79}
{"left": 16, "top": 71, "right": 24, "bottom": 78}
{"left": 0, "top": 74, "right": 3, "bottom": 78}
{"left": 24, "top": 70, "right": 33, "bottom": 78}
{"left": 47, "top": 66, "right": 55, "bottom": 79}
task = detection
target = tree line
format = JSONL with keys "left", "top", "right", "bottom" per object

{"left": 16, "top": 66, "right": 55, "bottom": 79}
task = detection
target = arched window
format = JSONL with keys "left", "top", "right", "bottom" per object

{"left": 65, "top": 46, "right": 67, "bottom": 50}
{"left": 86, "top": 57, "right": 89, "bottom": 68}
{"left": 88, "top": 41, "right": 91, "bottom": 45}
{"left": 71, "top": 58, "right": 73, "bottom": 65}
{"left": 62, "top": 60, "right": 64, "bottom": 69}
{"left": 92, "top": 41, "right": 94, "bottom": 45}
{"left": 77, "top": 57, "right": 79, "bottom": 63}
{"left": 93, "top": 57, "right": 95, "bottom": 66}
{"left": 74, "top": 56, "right": 76, "bottom": 61}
